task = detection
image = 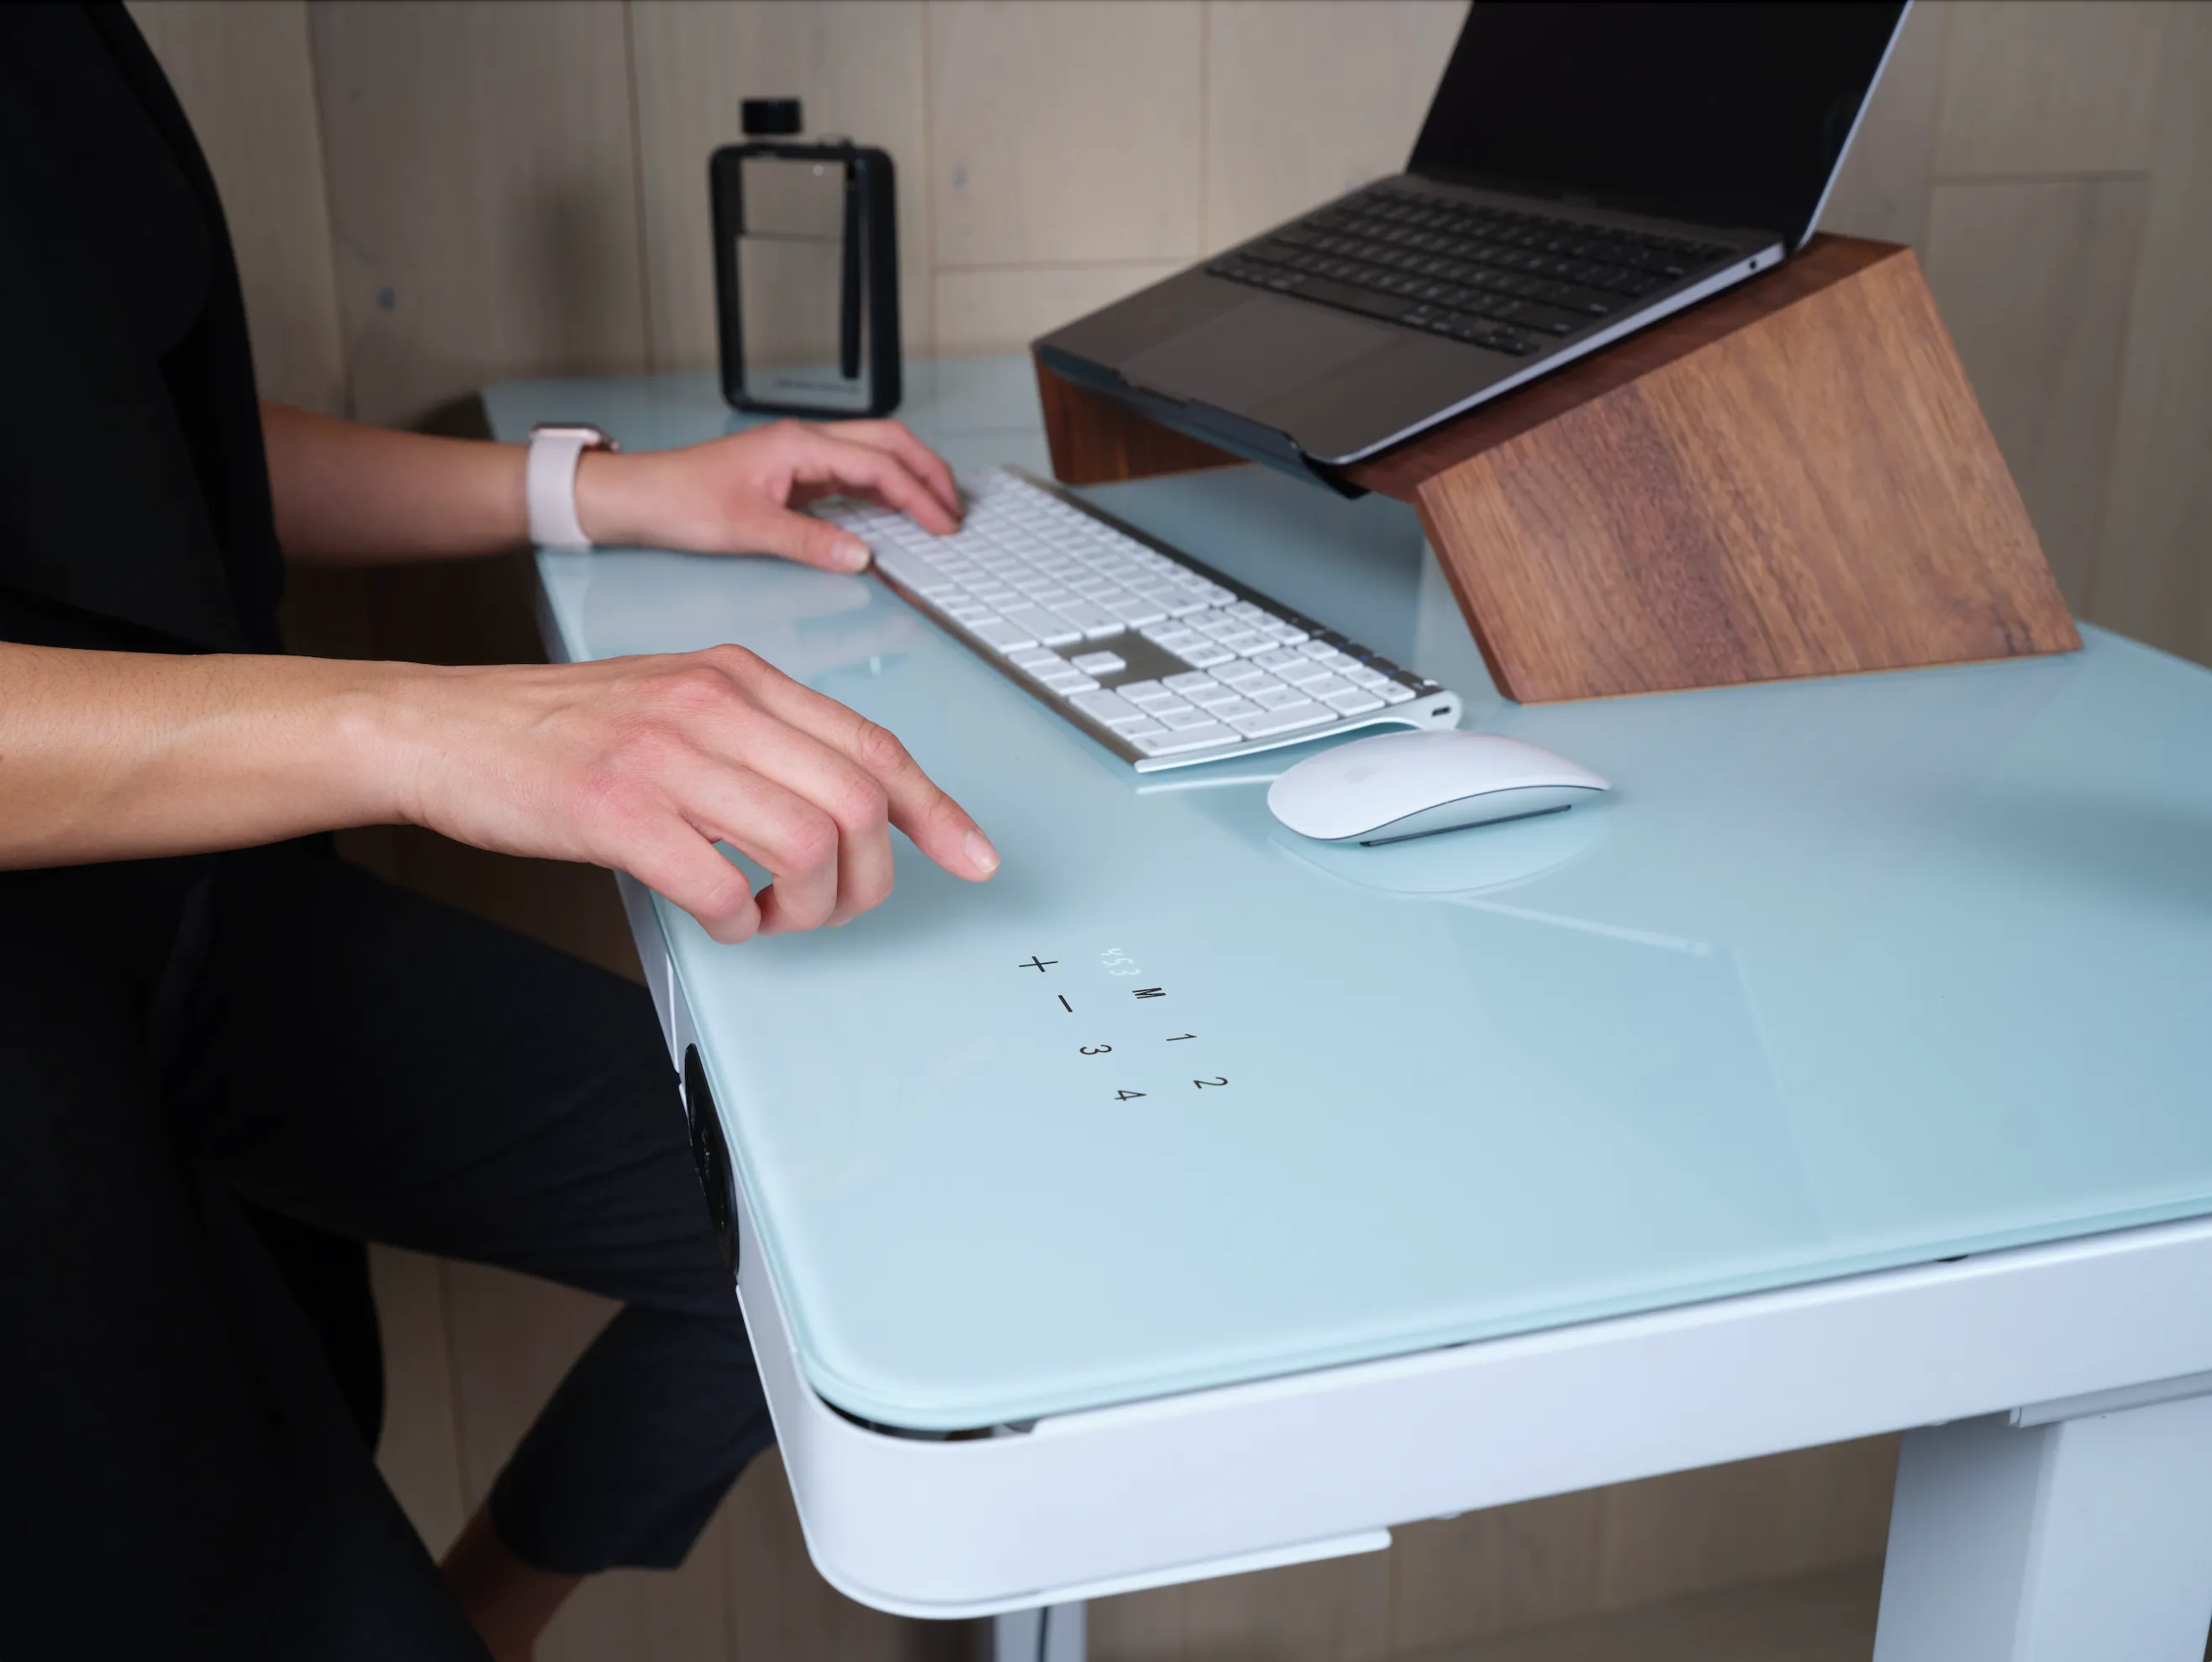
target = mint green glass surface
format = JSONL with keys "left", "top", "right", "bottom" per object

{"left": 487, "top": 362, "right": 2212, "bottom": 1432}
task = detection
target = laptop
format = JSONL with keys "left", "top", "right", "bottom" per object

{"left": 1035, "top": 1, "right": 1910, "bottom": 483}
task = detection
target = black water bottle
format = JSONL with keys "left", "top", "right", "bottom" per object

{"left": 710, "top": 97, "right": 902, "bottom": 417}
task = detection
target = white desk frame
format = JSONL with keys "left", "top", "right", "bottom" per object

{"left": 611, "top": 865, "right": 2212, "bottom": 1659}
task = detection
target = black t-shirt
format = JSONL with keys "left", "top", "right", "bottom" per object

{"left": 0, "top": 4, "right": 292, "bottom": 977}
{"left": 0, "top": 1, "right": 283, "bottom": 655}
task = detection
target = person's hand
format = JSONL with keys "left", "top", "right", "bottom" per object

{"left": 385, "top": 644, "right": 997, "bottom": 943}
{"left": 573, "top": 418, "right": 961, "bottom": 573}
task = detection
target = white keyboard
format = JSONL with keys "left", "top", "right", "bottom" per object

{"left": 816, "top": 469, "right": 1463, "bottom": 771}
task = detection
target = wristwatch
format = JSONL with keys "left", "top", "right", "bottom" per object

{"left": 526, "top": 423, "right": 620, "bottom": 551}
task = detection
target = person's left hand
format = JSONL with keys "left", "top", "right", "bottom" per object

{"left": 573, "top": 418, "right": 961, "bottom": 573}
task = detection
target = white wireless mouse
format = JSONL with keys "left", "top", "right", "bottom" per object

{"left": 1267, "top": 730, "right": 1610, "bottom": 844}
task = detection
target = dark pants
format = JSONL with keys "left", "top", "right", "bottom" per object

{"left": 0, "top": 844, "right": 772, "bottom": 1660}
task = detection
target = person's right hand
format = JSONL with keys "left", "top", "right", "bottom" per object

{"left": 385, "top": 644, "right": 997, "bottom": 943}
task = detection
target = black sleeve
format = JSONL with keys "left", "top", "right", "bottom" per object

{"left": 0, "top": 3, "right": 285, "bottom": 655}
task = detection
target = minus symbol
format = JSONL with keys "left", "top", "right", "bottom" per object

{"left": 1056, "top": 995, "right": 1072, "bottom": 1012}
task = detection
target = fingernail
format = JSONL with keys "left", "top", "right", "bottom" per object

{"left": 965, "top": 829, "right": 999, "bottom": 876}
{"left": 839, "top": 537, "right": 871, "bottom": 571}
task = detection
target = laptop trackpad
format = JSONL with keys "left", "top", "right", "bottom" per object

{"left": 1119, "top": 297, "right": 1393, "bottom": 410}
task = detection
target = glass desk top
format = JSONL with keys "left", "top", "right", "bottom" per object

{"left": 487, "top": 361, "right": 2212, "bottom": 1432}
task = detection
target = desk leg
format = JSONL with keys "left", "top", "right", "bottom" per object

{"left": 988, "top": 1601, "right": 1085, "bottom": 1662}
{"left": 1872, "top": 1396, "right": 2212, "bottom": 1661}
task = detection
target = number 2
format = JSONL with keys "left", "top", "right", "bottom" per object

{"left": 1193, "top": 1076, "right": 1227, "bottom": 1089}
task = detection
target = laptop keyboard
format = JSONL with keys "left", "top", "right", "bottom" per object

{"left": 816, "top": 469, "right": 1463, "bottom": 771}
{"left": 1207, "top": 182, "right": 1737, "bottom": 357}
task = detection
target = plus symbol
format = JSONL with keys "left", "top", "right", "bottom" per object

{"left": 1018, "top": 955, "right": 1059, "bottom": 974}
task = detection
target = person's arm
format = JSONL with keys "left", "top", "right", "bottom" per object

{"left": 260, "top": 402, "right": 963, "bottom": 571}
{"left": 0, "top": 639, "right": 998, "bottom": 942}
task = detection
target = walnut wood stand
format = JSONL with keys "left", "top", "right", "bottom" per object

{"left": 1035, "top": 236, "right": 2078, "bottom": 703}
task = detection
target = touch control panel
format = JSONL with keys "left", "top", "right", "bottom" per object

{"left": 1010, "top": 944, "right": 1228, "bottom": 1106}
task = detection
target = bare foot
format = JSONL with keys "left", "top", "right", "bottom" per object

{"left": 440, "top": 1506, "right": 584, "bottom": 1662}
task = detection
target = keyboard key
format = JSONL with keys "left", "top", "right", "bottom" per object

{"left": 1229, "top": 703, "right": 1334, "bottom": 737}
{"left": 1301, "top": 673, "right": 1354, "bottom": 698}
{"left": 875, "top": 549, "right": 948, "bottom": 589}
{"left": 1296, "top": 639, "right": 1336, "bottom": 658}
{"left": 1162, "top": 671, "right": 1219, "bottom": 693}
{"left": 1119, "top": 718, "right": 1171, "bottom": 742}
{"left": 1321, "top": 687, "right": 1386, "bottom": 715}
{"left": 1131, "top": 723, "right": 1240, "bottom": 755}
{"left": 998, "top": 604, "right": 1083, "bottom": 647}
{"left": 1274, "top": 658, "right": 1335, "bottom": 686}
{"left": 1208, "top": 697, "right": 1262, "bottom": 720}
{"left": 1345, "top": 666, "right": 1391, "bottom": 689}
{"left": 1008, "top": 648, "right": 1065, "bottom": 671}
{"left": 1069, "top": 689, "right": 1152, "bottom": 728}
{"left": 1100, "top": 592, "right": 1168, "bottom": 626}
{"left": 1379, "top": 682, "right": 1418, "bottom": 705}
{"left": 1069, "top": 650, "right": 1127, "bottom": 676}
{"left": 1214, "top": 630, "right": 1271, "bottom": 655}
{"left": 1252, "top": 684, "right": 1313, "bottom": 710}
{"left": 1047, "top": 599, "right": 1124, "bottom": 639}
{"left": 1115, "top": 680, "right": 1164, "bottom": 702}
{"left": 1177, "top": 643, "right": 1237, "bottom": 668}
{"left": 1038, "top": 671, "right": 1099, "bottom": 695}
{"left": 1157, "top": 705, "right": 1222, "bottom": 730}
{"left": 1183, "top": 683, "right": 1246, "bottom": 708}
{"left": 1253, "top": 648, "right": 1307, "bottom": 674}
{"left": 1215, "top": 664, "right": 1277, "bottom": 691}
{"left": 968, "top": 617, "right": 1038, "bottom": 651}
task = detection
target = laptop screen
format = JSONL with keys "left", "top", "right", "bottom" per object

{"left": 1409, "top": 1, "right": 1908, "bottom": 245}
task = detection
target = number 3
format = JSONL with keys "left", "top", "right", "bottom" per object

{"left": 1080, "top": 1044, "right": 1112, "bottom": 1056}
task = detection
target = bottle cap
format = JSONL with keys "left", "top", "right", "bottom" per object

{"left": 740, "top": 98, "right": 803, "bottom": 137}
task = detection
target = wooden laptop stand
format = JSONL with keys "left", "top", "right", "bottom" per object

{"left": 1034, "top": 236, "right": 2078, "bottom": 703}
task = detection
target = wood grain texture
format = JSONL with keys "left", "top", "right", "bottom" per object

{"left": 1366, "top": 239, "right": 2078, "bottom": 702}
{"left": 1594, "top": 1439, "right": 1897, "bottom": 1612}
{"left": 1816, "top": 0, "right": 1950, "bottom": 248}
{"left": 1924, "top": 177, "right": 2147, "bottom": 609}
{"left": 308, "top": 0, "right": 649, "bottom": 428}
{"left": 1387, "top": 1489, "right": 1608, "bottom": 1652}
{"left": 940, "top": 260, "right": 1191, "bottom": 358}
{"left": 126, "top": 0, "right": 349, "bottom": 413}
{"left": 1422, "top": 1559, "right": 1883, "bottom": 1662}
{"left": 628, "top": 1, "right": 933, "bottom": 370}
{"left": 1935, "top": 2, "right": 2168, "bottom": 178}
{"left": 928, "top": 1, "right": 1203, "bottom": 268}
{"left": 1202, "top": 1, "right": 1467, "bottom": 254}
{"left": 1036, "top": 355, "right": 1240, "bottom": 485}
{"left": 2089, "top": 1, "right": 2212, "bottom": 669}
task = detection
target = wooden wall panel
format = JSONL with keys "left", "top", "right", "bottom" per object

{"left": 928, "top": 1, "right": 1203, "bottom": 268}
{"left": 628, "top": 1, "right": 934, "bottom": 371}
{"left": 1816, "top": 0, "right": 1949, "bottom": 247}
{"left": 2091, "top": 2, "right": 2212, "bottom": 665}
{"left": 1936, "top": 1, "right": 2167, "bottom": 177}
{"left": 125, "top": 0, "right": 348, "bottom": 414}
{"left": 1923, "top": 178, "right": 2147, "bottom": 608}
{"left": 1385, "top": 1491, "right": 1608, "bottom": 1654}
{"left": 936, "top": 260, "right": 1187, "bottom": 357}
{"left": 308, "top": 0, "right": 649, "bottom": 429}
{"left": 1201, "top": 1, "right": 1467, "bottom": 254}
